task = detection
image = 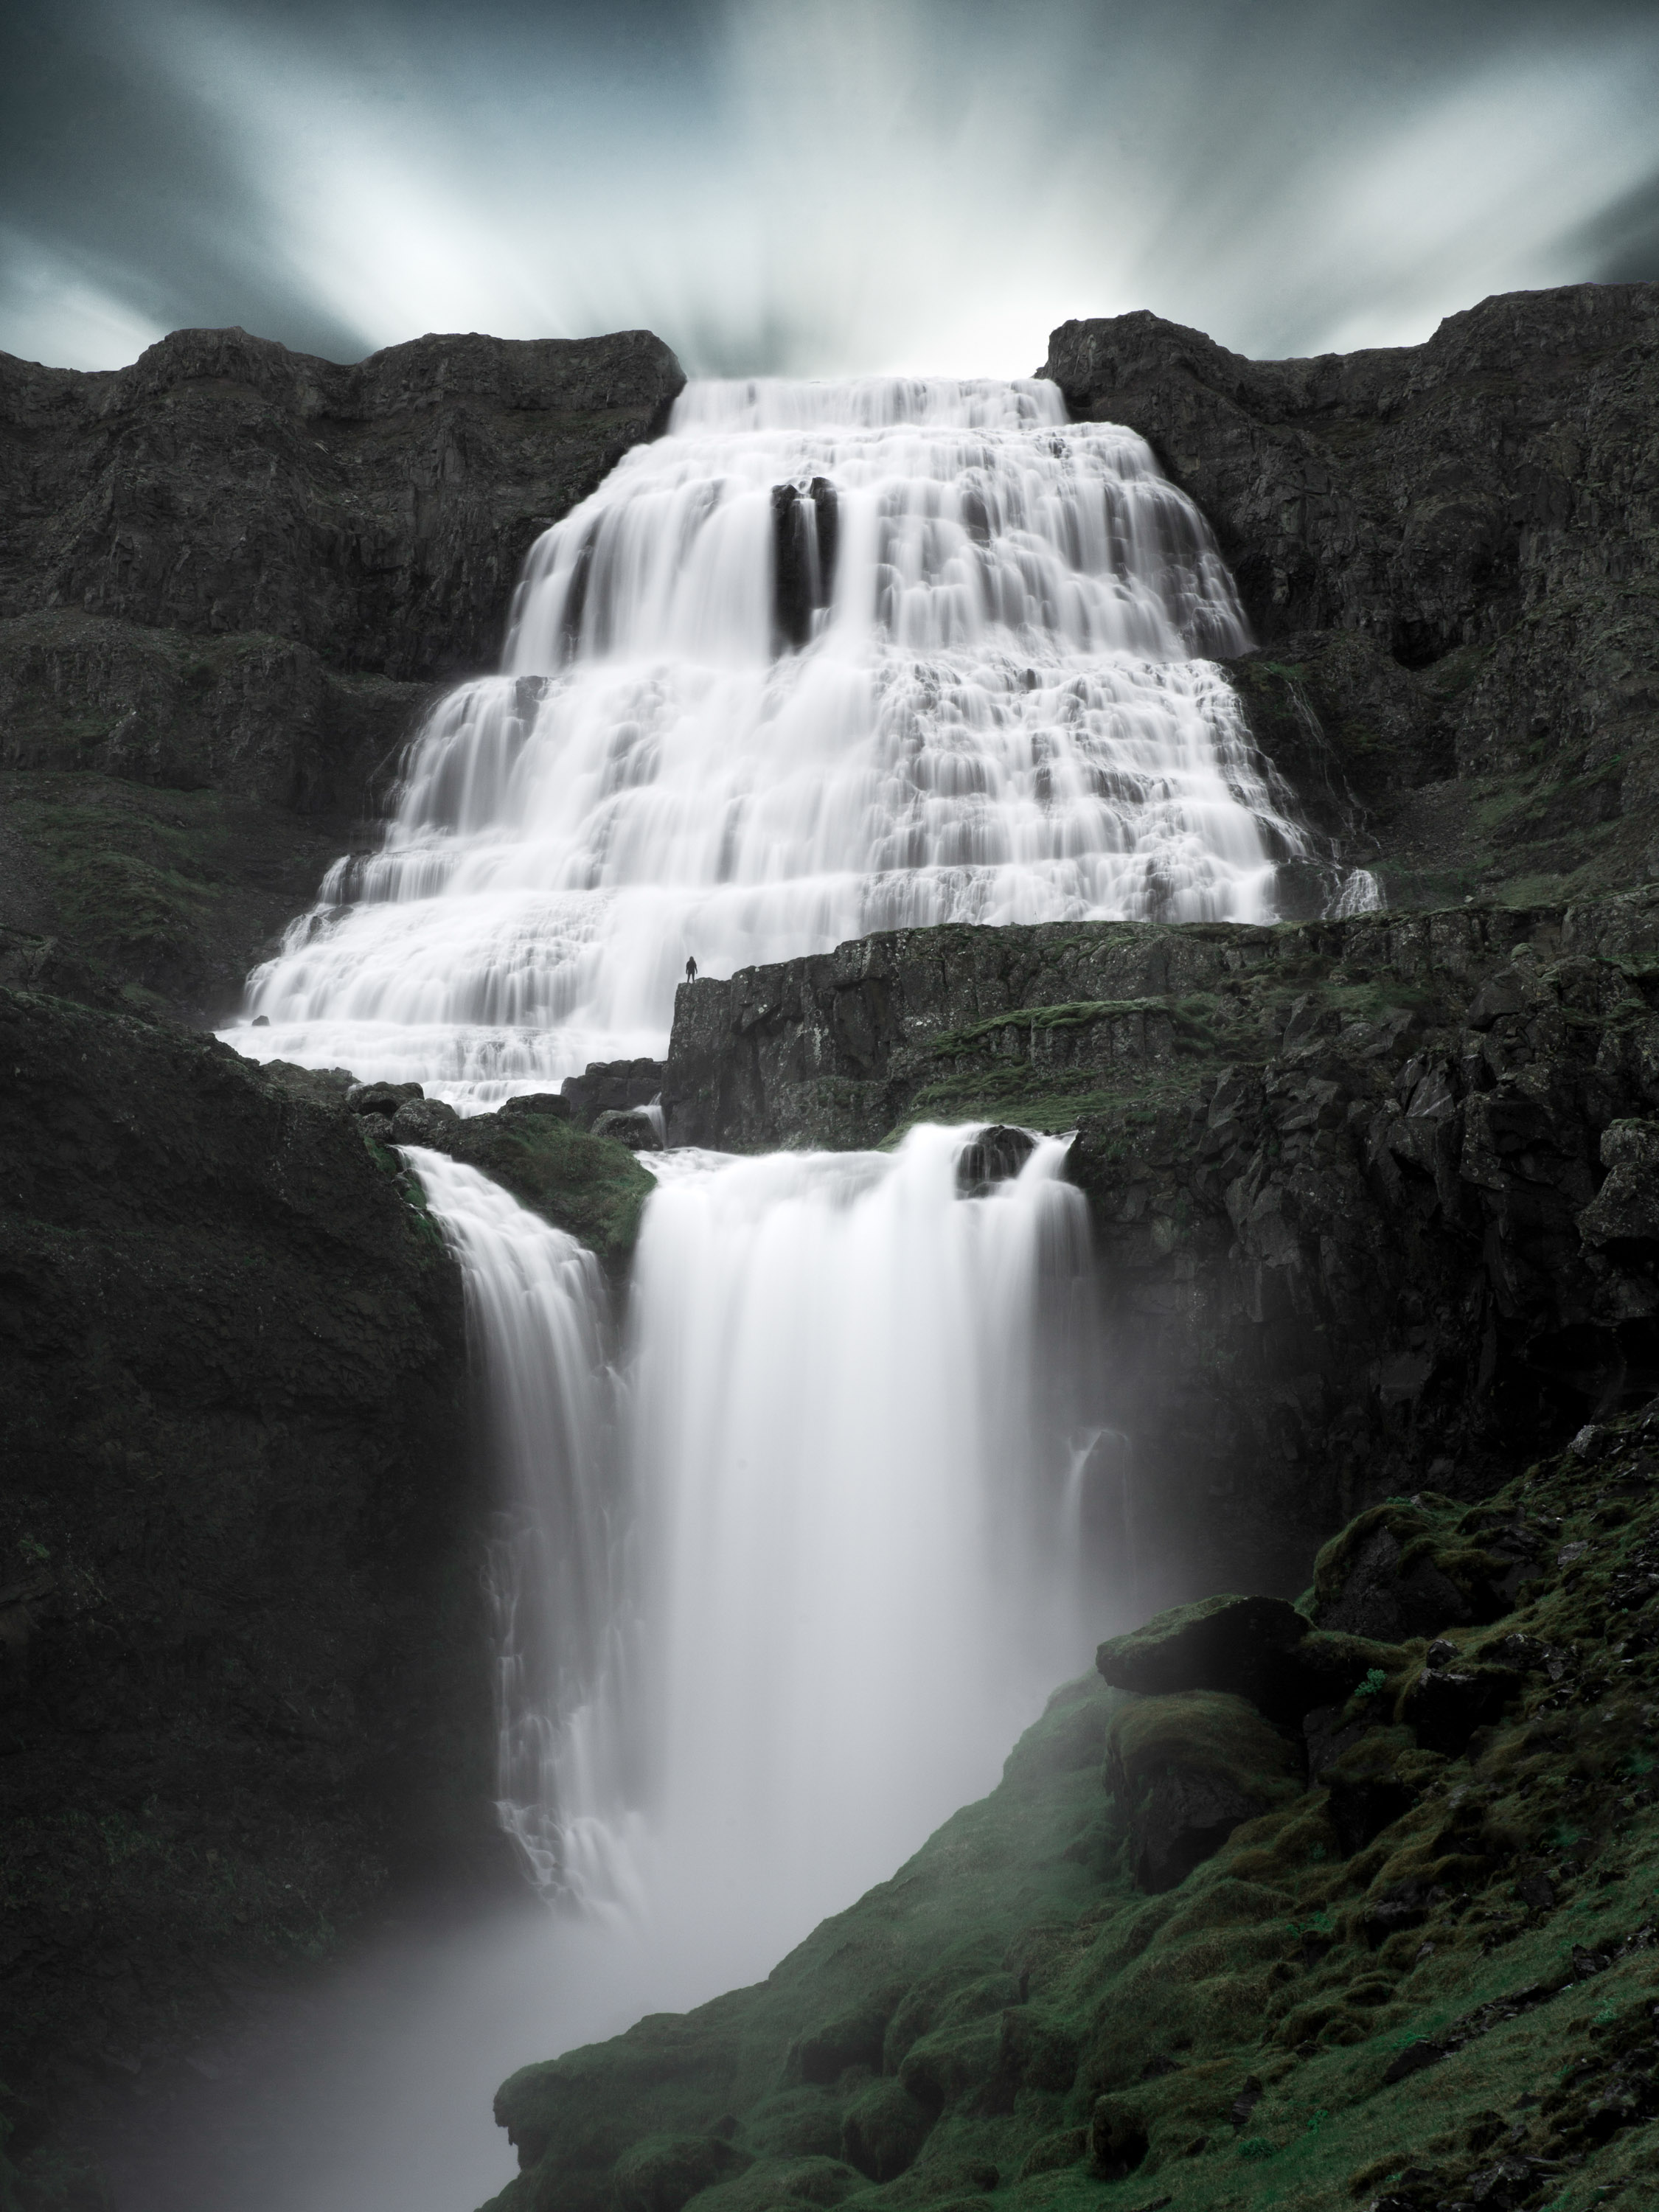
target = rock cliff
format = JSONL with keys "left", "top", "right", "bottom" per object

{"left": 0, "top": 324, "right": 684, "bottom": 1018}
{"left": 664, "top": 892, "right": 1659, "bottom": 1592}
{"left": 1041, "top": 285, "right": 1659, "bottom": 910}
{"left": 0, "top": 989, "right": 477, "bottom": 2183}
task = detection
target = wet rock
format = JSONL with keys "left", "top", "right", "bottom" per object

{"left": 346, "top": 1079, "right": 423, "bottom": 1116}
{"left": 957, "top": 1125, "right": 1038, "bottom": 1193}
{"left": 389, "top": 1096, "right": 463, "bottom": 1145}
{"left": 562, "top": 1057, "right": 665, "bottom": 1129}
{"left": 499, "top": 1092, "right": 573, "bottom": 1123}
{"left": 592, "top": 1107, "right": 664, "bottom": 1151}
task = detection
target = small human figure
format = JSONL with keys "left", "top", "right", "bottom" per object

{"left": 685, "top": 956, "right": 698, "bottom": 983}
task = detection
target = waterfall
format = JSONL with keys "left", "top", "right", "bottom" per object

{"left": 232, "top": 373, "right": 1320, "bottom": 1102}
{"left": 399, "top": 1150, "right": 637, "bottom": 1908}
{"left": 408, "top": 1128, "right": 1100, "bottom": 1959}
{"left": 622, "top": 1126, "right": 1098, "bottom": 1959}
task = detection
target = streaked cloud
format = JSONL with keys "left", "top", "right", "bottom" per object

{"left": 1, "top": 0, "right": 1655, "bottom": 375}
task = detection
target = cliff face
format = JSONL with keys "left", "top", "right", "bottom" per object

{"left": 1041, "top": 285, "right": 1659, "bottom": 909}
{"left": 0, "top": 990, "right": 479, "bottom": 2174}
{"left": 664, "top": 893, "right": 1659, "bottom": 1592}
{"left": 0, "top": 324, "right": 685, "bottom": 1019}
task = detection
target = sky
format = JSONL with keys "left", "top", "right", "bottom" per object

{"left": 1, "top": 0, "right": 1657, "bottom": 379}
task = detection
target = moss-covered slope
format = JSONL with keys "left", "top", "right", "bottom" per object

{"left": 483, "top": 1416, "right": 1659, "bottom": 2212}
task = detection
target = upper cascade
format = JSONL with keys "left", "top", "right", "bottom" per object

{"left": 235, "top": 373, "right": 1340, "bottom": 1102}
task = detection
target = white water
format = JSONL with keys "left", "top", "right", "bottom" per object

{"left": 229, "top": 374, "right": 1324, "bottom": 1102}
{"left": 169, "top": 374, "right": 1332, "bottom": 2209}
{"left": 406, "top": 1127, "right": 1099, "bottom": 1969}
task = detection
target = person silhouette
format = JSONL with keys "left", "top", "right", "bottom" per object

{"left": 685, "top": 956, "right": 698, "bottom": 983}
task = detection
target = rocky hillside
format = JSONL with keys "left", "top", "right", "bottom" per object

{"left": 1042, "top": 285, "right": 1659, "bottom": 913}
{"left": 0, "top": 324, "right": 684, "bottom": 1020}
{"left": 665, "top": 891, "right": 1659, "bottom": 1594}
{"left": 480, "top": 1412, "right": 1659, "bottom": 2212}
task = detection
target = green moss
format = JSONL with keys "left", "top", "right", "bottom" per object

{"left": 446, "top": 1115, "right": 653, "bottom": 1273}
{"left": 479, "top": 1409, "right": 1659, "bottom": 2212}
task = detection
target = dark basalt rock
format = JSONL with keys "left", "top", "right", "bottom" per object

{"left": 956, "top": 1124, "right": 1037, "bottom": 1194}
{"left": 592, "top": 1107, "right": 665, "bottom": 1152}
{"left": 561, "top": 1056, "right": 666, "bottom": 1130}
{"left": 0, "top": 987, "right": 473, "bottom": 2165}
{"left": 0, "top": 324, "right": 685, "bottom": 685}
{"left": 1096, "top": 1593, "right": 1314, "bottom": 1722}
{"left": 1040, "top": 285, "right": 1659, "bottom": 908}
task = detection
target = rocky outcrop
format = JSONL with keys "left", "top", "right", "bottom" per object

{"left": 481, "top": 1411, "right": 1659, "bottom": 2212}
{"left": 0, "top": 324, "right": 685, "bottom": 682}
{"left": 0, "top": 325, "right": 684, "bottom": 1020}
{"left": 0, "top": 990, "right": 478, "bottom": 2177}
{"left": 663, "top": 894, "right": 1659, "bottom": 1590}
{"left": 1040, "top": 285, "right": 1659, "bottom": 907}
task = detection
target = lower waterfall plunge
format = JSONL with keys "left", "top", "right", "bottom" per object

{"left": 410, "top": 1126, "right": 1102, "bottom": 1977}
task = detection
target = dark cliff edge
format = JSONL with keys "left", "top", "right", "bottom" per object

{"left": 0, "top": 990, "right": 480, "bottom": 2197}
{"left": 664, "top": 894, "right": 1659, "bottom": 1594}
{"left": 0, "top": 324, "right": 686, "bottom": 1023}
{"left": 479, "top": 1418, "right": 1659, "bottom": 2212}
{"left": 1041, "top": 284, "right": 1659, "bottom": 912}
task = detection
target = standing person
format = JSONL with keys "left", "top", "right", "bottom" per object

{"left": 685, "top": 956, "right": 698, "bottom": 983}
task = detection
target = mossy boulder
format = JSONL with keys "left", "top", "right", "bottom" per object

{"left": 431, "top": 1105, "right": 653, "bottom": 1278}
{"left": 1313, "top": 1496, "right": 1543, "bottom": 1639}
{"left": 839, "top": 2079, "right": 936, "bottom": 2180}
{"left": 613, "top": 2135, "right": 750, "bottom": 2212}
{"left": 1105, "top": 1691, "right": 1304, "bottom": 1893}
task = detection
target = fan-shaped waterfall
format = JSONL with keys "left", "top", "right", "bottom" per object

{"left": 232, "top": 374, "right": 1325, "bottom": 1102}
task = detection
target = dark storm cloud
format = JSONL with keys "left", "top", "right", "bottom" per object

{"left": 1, "top": 0, "right": 1657, "bottom": 374}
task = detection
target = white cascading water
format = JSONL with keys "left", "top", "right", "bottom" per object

{"left": 184, "top": 376, "right": 1352, "bottom": 2212}
{"left": 404, "top": 1127, "right": 1098, "bottom": 1966}
{"left": 232, "top": 375, "right": 1328, "bottom": 1101}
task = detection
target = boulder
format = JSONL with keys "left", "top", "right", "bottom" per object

{"left": 1579, "top": 1120, "right": 1659, "bottom": 1248}
{"left": 389, "top": 1096, "right": 463, "bottom": 1146}
{"left": 1096, "top": 1593, "right": 1383, "bottom": 1728}
{"left": 840, "top": 2080, "right": 935, "bottom": 2181}
{"left": 1104, "top": 1691, "right": 1302, "bottom": 1892}
{"left": 500, "top": 1092, "right": 573, "bottom": 1123}
{"left": 346, "top": 1079, "right": 423, "bottom": 1116}
{"left": 593, "top": 1107, "right": 665, "bottom": 1152}
{"left": 957, "top": 1125, "right": 1037, "bottom": 1194}
{"left": 612, "top": 2135, "right": 751, "bottom": 2212}
{"left": 1315, "top": 1521, "right": 1472, "bottom": 1640}
{"left": 561, "top": 1057, "right": 665, "bottom": 1129}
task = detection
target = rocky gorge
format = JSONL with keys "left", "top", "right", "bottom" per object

{"left": 1, "top": 285, "right": 1657, "bottom": 2211}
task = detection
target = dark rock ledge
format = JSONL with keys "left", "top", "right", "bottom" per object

{"left": 661, "top": 892, "right": 1659, "bottom": 1593}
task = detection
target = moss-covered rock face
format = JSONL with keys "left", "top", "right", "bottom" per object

{"left": 475, "top": 1413, "right": 1659, "bottom": 2212}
